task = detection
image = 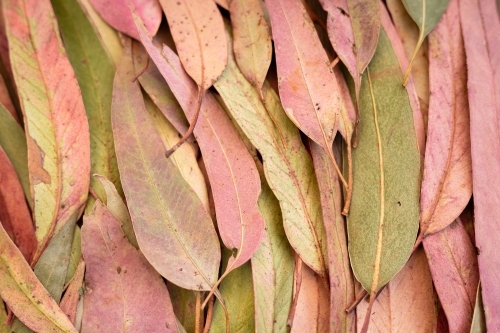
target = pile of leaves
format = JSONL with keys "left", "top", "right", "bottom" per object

{"left": 0, "top": 0, "right": 498, "bottom": 331}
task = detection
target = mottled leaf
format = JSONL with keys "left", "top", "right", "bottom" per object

{"left": 3, "top": 0, "right": 90, "bottom": 258}
{"left": 88, "top": 0, "right": 161, "bottom": 40}
{"left": 402, "top": 0, "right": 450, "bottom": 83}
{"left": 356, "top": 248, "right": 436, "bottom": 333}
{"left": 230, "top": 0, "right": 272, "bottom": 91}
{"left": 213, "top": 27, "right": 327, "bottom": 274}
{"left": 460, "top": 0, "right": 500, "bottom": 329}
{"left": 134, "top": 15, "right": 264, "bottom": 272}
{"left": 81, "top": 200, "right": 178, "bottom": 333}
{"left": 424, "top": 218, "right": 479, "bottom": 333}
{"left": 159, "top": 0, "right": 227, "bottom": 91}
{"left": 111, "top": 41, "right": 220, "bottom": 290}
{"left": 0, "top": 223, "right": 77, "bottom": 333}
{"left": 347, "top": 25, "right": 420, "bottom": 296}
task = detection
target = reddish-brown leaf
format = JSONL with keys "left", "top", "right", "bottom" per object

{"left": 82, "top": 200, "right": 179, "bottom": 333}
{"left": 0, "top": 146, "right": 36, "bottom": 262}
{"left": 424, "top": 218, "right": 479, "bottom": 333}
{"left": 60, "top": 260, "right": 85, "bottom": 326}
{"left": 460, "top": 0, "right": 500, "bottom": 329}
{"left": 88, "top": 0, "right": 161, "bottom": 40}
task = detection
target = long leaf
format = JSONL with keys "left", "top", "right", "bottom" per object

{"left": 59, "top": 260, "right": 85, "bottom": 325}
{"left": 81, "top": 200, "right": 179, "bottom": 333}
{"left": 0, "top": 223, "right": 77, "bottom": 333}
{"left": 51, "top": 0, "right": 121, "bottom": 212}
{"left": 459, "top": 0, "right": 500, "bottom": 329}
{"left": 470, "top": 285, "right": 486, "bottom": 333}
{"left": 111, "top": 40, "right": 220, "bottom": 290}
{"left": 213, "top": 27, "right": 327, "bottom": 274}
{"left": 3, "top": 0, "right": 90, "bottom": 259}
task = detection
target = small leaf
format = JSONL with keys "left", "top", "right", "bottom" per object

{"left": 88, "top": 0, "right": 161, "bottom": 40}
{"left": 230, "top": 0, "right": 272, "bottom": 91}
{"left": 60, "top": 260, "right": 85, "bottom": 325}
{"left": 65, "top": 226, "right": 82, "bottom": 284}
{"left": 166, "top": 284, "right": 199, "bottom": 333}
{"left": 423, "top": 218, "right": 479, "bottom": 333}
{"left": 3, "top": 0, "right": 91, "bottom": 258}
{"left": 401, "top": 0, "right": 450, "bottom": 84}
{"left": 111, "top": 40, "right": 220, "bottom": 290}
{"left": 81, "top": 200, "right": 179, "bottom": 332}
{"left": 0, "top": 223, "right": 77, "bottom": 333}
{"left": 0, "top": 75, "right": 17, "bottom": 122}
{"left": 470, "top": 285, "right": 486, "bottom": 333}
{"left": 460, "top": 0, "right": 500, "bottom": 329}
{"left": 0, "top": 296, "right": 9, "bottom": 333}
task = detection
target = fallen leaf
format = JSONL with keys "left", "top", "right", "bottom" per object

{"left": 0, "top": 146, "right": 36, "bottom": 262}
{"left": 213, "top": 26, "right": 327, "bottom": 275}
{"left": 65, "top": 226, "right": 82, "bottom": 285}
{"left": 3, "top": 0, "right": 90, "bottom": 259}
{"left": 111, "top": 40, "right": 220, "bottom": 290}
{"left": 356, "top": 248, "right": 436, "bottom": 333}
{"left": 166, "top": 284, "right": 199, "bottom": 333}
{"left": 470, "top": 285, "right": 486, "bottom": 333}
{"left": 424, "top": 218, "right": 479, "bottom": 333}
{"left": 0, "top": 296, "right": 9, "bottom": 333}
{"left": 0, "top": 223, "right": 77, "bottom": 333}
{"left": 460, "top": 0, "right": 500, "bottom": 330}
{"left": 88, "top": 0, "right": 161, "bottom": 40}
{"left": 0, "top": 75, "right": 17, "bottom": 122}
{"left": 230, "top": 0, "right": 272, "bottom": 92}
{"left": 51, "top": 0, "right": 122, "bottom": 212}
{"left": 60, "top": 260, "right": 85, "bottom": 325}
{"left": 81, "top": 200, "right": 179, "bottom": 333}
{"left": 419, "top": 0, "right": 472, "bottom": 237}
{"left": 401, "top": 0, "right": 450, "bottom": 84}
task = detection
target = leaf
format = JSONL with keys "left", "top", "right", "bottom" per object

{"left": 51, "top": 0, "right": 122, "bottom": 213}
{"left": 3, "top": 0, "right": 90, "bottom": 258}
{"left": 252, "top": 163, "right": 295, "bottom": 333}
{"left": 0, "top": 296, "right": 9, "bottom": 333}
{"left": 210, "top": 255, "right": 255, "bottom": 333}
{"left": 347, "top": 25, "right": 420, "bottom": 296}
{"left": 0, "top": 146, "right": 36, "bottom": 262}
{"left": 289, "top": 261, "right": 329, "bottom": 333}
{"left": 159, "top": 0, "right": 227, "bottom": 91}
{"left": 60, "top": 260, "right": 85, "bottom": 325}
{"left": 311, "top": 140, "right": 356, "bottom": 333}
{"left": 401, "top": 0, "right": 450, "bottom": 84}
{"left": 470, "top": 285, "right": 486, "bottom": 333}
{"left": 386, "top": 0, "right": 430, "bottom": 124}
{"left": 319, "top": 0, "right": 380, "bottom": 100}
{"left": 356, "top": 248, "right": 436, "bottom": 333}
{"left": 65, "top": 226, "right": 82, "bottom": 284}
{"left": 143, "top": 95, "right": 210, "bottom": 212}
{"left": 111, "top": 40, "right": 220, "bottom": 290}
{"left": 213, "top": 26, "right": 327, "bottom": 274}
{"left": 78, "top": 0, "right": 123, "bottom": 67}
{"left": 0, "top": 223, "right": 77, "bottom": 333}
{"left": 423, "top": 218, "right": 479, "bottom": 333}
{"left": 166, "top": 283, "right": 199, "bottom": 333}
{"left": 0, "top": 104, "right": 31, "bottom": 206}
{"left": 94, "top": 175, "right": 138, "bottom": 249}
{"left": 88, "top": 0, "right": 161, "bottom": 40}
{"left": 133, "top": 15, "right": 264, "bottom": 273}
{"left": 460, "top": 0, "right": 500, "bottom": 329}
{"left": 81, "top": 200, "right": 179, "bottom": 333}
{"left": 419, "top": 0, "right": 471, "bottom": 237}
{"left": 0, "top": 75, "right": 17, "bottom": 122}
{"left": 229, "top": 0, "right": 272, "bottom": 91}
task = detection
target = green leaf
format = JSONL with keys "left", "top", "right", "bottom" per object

{"left": 347, "top": 27, "right": 420, "bottom": 295}
{"left": 0, "top": 104, "right": 31, "bottom": 207}
{"left": 51, "top": 0, "right": 121, "bottom": 213}
{"left": 0, "top": 296, "right": 10, "bottom": 333}
{"left": 402, "top": 0, "right": 450, "bottom": 84}
{"left": 64, "top": 226, "right": 82, "bottom": 285}
{"left": 166, "top": 284, "right": 199, "bottom": 333}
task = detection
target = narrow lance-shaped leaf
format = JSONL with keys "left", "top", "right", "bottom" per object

{"left": 51, "top": 0, "right": 122, "bottom": 212}
{"left": 319, "top": 0, "right": 380, "bottom": 103}
{"left": 0, "top": 296, "right": 9, "bottom": 333}
{"left": 3, "top": 0, "right": 90, "bottom": 259}
{"left": 0, "top": 146, "right": 36, "bottom": 262}
{"left": 64, "top": 225, "right": 81, "bottom": 284}
{"left": 81, "top": 200, "right": 179, "bottom": 333}
{"left": 470, "top": 285, "right": 487, "bottom": 333}
{"left": 111, "top": 40, "right": 220, "bottom": 290}
{"left": 0, "top": 75, "right": 17, "bottom": 122}
{"left": 424, "top": 218, "right": 479, "bottom": 333}
{"left": 401, "top": 0, "right": 450, "bottom": 84}
{"left": 347, "top": 23, "right": 420, "bottom": 318}
{"left": 0, "top": 223, "right": 77, "bottom": 333}
{"left": 419, "top": 0, "right": 472, "bottom": 239}
{"left": 133, "top": 14, "right": 264, "bottom": 274}
{"left": 59, "top": 260, "right": 85, "bottom": 326}
{"left": 88, "top": 0, "right": 161, "bottom": 40}
{"left": 356, "top": 248, "right": 436, "bottom": 333}
{"left": 213, "top": 26, "right": 327, "bottom": 274}
{"left": 460, "top": 0, "right": 500, "bottom": 329}
{"left": 229, "top": 0, "right": 272, "bottom": 92}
